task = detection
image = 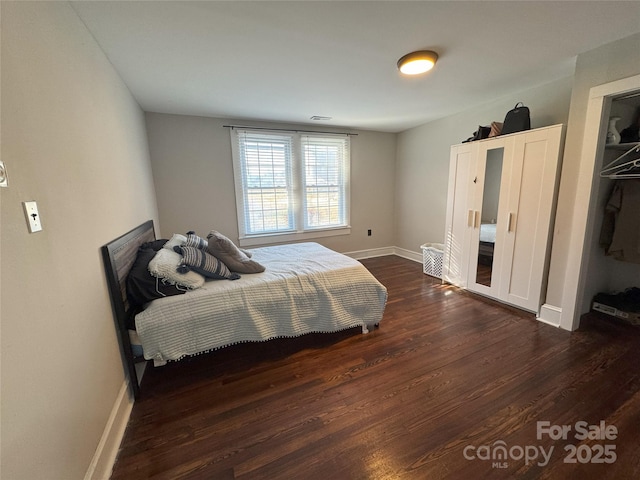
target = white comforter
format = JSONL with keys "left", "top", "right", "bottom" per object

{"left": 135, "top": 242, "right": 388, "bottom": 365}
{"left": 480, "top": 223, "right": 497, "bottom": 244}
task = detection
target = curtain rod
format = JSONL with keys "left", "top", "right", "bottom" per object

{"left": 223, "top": 124, "right": 358, "bottom": 136}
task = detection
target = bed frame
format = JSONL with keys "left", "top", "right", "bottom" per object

{"left": 102, "top": 220, "right": 385, "bottom": 399}
{"left": 102, "top": 220, "right": 156, "bottom": 399}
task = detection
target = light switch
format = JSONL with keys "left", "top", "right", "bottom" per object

{"left": 23, "top": 201, "right": 43, "bottom": 233}
{"left": 0, "top": 161, "right": 8, "bottom": 187}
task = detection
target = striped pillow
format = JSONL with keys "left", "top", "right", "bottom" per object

{"left": 185, "top": 231, "right": 208, "bottom": 250}
{"left": 174, "top": 246, "right": 240, "bottom": 280}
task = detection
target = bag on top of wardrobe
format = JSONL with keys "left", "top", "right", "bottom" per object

{"left": 501, "top": 102, "right": 531, "bottom": 135}
{"left": 462, "top": 125, "right": 491, "bottom": 143}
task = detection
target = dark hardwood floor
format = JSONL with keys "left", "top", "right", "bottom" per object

{"left": 110, "top": 256, "right": 640, "bottom": 480}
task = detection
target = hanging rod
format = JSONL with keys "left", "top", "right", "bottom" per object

{"left": 223, "top": 124, "right": 358, "bottom": 136}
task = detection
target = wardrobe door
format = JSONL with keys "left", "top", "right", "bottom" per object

{"left": 443, "top": 143, "right": 476, "bottom": 287}
{"left": 499, "top": 125, "right": 563, "bottom": 311}
{"left": 466, "top": 137, "right": 514, "bottom": 299}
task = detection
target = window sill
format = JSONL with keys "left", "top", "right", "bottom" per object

{"left": 238, "top": 227, "right": 351, "bottom": 247}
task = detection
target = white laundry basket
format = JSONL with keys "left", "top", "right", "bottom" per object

{"left": 420, "top": 243, "right": 445, "bottom": 279}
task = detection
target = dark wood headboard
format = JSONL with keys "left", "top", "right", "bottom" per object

{"left": 102, "top": 220, "right": 156, "bottom": 399}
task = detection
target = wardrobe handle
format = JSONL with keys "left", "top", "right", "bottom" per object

{"left": 474, "top": 211, "right": 480, "bottom": 229}
{"left": 468, "top": 210, "right": 474, "bottom": 227}
{"left": 507, "top": 212, "right": 516, "bottom": 232}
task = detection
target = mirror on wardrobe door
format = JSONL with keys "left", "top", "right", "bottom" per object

{"left": 476, "top": 147, "right": 504, "bottom": 286}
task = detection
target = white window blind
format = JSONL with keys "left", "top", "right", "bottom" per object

{"left": 302, "top": 135, "right": 349, "bottom": 229}
{"left": 234, "top": 131, "right": 295, "bottom": 235}
{"left": 231, "top": 128, "right": 350, "bottom": 243}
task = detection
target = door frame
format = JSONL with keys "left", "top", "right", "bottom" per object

{"left": 560, "top": 74, "right": 640, "bottom": 331}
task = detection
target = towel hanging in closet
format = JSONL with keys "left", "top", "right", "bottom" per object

{"left": 599, "top": 179, "right": 640, "bottom": 264}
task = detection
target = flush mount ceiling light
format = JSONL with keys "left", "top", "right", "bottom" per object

{"left": 397, "top": 50, "right": 438, "bottom": 75}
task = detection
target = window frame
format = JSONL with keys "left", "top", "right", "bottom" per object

{"left": 230, "top": 128, "right": 351, "bottom": 247}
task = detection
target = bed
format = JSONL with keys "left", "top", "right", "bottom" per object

{"left": 478, "top": 223, "right": 496, "bottom": 264}
{"left": 102, "top": 220, "right": 388, "bottom": 398}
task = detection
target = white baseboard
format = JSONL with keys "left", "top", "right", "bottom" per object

{"left": 344, "top": 246, "right": 395, "bottom": 260}
{"left": 84, "top": 381, "right": 134, "bottom": 480}
{"left": 345, "top": 246, "right": 422, "bottom": 263}
{"left": 537, "top": 304, "right": 562, "bottom": 328}
{"left": 392, "top": 247, "right": 422, "bottom": 263}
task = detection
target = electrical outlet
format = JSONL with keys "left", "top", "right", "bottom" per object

{"left": 367, "top": 229, "right": 372, "bottom": 236}
{"left": 23, "top": 201, "right": 43, "bottom": 233}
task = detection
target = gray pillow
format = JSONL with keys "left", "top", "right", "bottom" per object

{"left": 185, "top": 230, "right": 252, "bottom": 256}
{"left": 206, "top": 230, "right": 266, "bottom": 274}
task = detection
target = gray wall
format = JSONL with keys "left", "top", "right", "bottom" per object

{"left": 146, "top": 113, "right": 397, "bottom": 254}
{"left": 394, "top": 76, "right": 573, "bottom": 253}
{"left": 1, "top": 3, "right": 158, "bottom": 479}
{"left": 545, "top": 32, "right": 640, "bottom": 323}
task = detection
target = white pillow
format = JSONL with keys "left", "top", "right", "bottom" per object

{"left": 163, "top": 233, "right": 187, "bottom": 251}
{"left": 148, "top": 248, "right": 205, "bottom": 289}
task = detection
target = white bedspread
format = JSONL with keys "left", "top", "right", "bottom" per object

{"left": 480, "top": 223, "right": 497, "bottom": 243}
{"left": 135, "top": 242, "right": 388, "bottom": 365}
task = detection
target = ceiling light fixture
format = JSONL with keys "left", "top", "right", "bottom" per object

{"left": 397, "top": 50, "right": 438, "bottom": 75}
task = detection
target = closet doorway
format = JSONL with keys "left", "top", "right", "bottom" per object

{"left": 563, "top": 74, "right": 640, "bottom": 331}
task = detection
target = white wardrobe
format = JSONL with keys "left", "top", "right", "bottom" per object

{"left": 442, "top": 124, "right": 563, "bottom": 313}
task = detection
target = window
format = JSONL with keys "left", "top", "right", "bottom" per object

{"left": 231, "top": 128, "right": 350, "bottom": 245}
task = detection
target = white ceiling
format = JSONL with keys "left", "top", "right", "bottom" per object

{"left": 70, "top": 1, "right": 640, "bottom": 133}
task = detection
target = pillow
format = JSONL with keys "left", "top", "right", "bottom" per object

{"left": 206, "top": 230, "right": 265, "bottom": 274}
{"left": 163, "top": 233, "right": 187, "bottom": 251}
{"left": 184, "top": 231, "right": 208, "bottom": 250}
{"left": 174, "top": 246, "right": 240, "bottom": 280}
{"left": 127, "top": 247, "right": 188, "bottom": 309}
{"left": 148, "top": 248, "right": 205, "bottom": 289}
{"left": 141, "top": 239, "right": 169, "bottom": 252}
